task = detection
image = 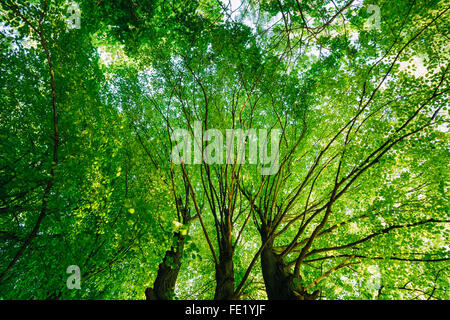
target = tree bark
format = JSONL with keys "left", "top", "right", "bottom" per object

{"left": 214, "top": 212, "right": 235, "bottom": 300}
{"left": 260, "top": 234, "right": 319, "bottom": 300}
{"left": 145, "top": 231, "right": 185, "bottom": 300}
{"left": 214, "top": 243, "right": 235, "bottom": 300}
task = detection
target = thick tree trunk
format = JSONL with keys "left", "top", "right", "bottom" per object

{"left": 213, "top": 208, "right": 236, "bottom": 300}
{"left": 214, "top": 244, "right": 235, "bottom": 300}
{"left": 260, "top": 236, "right": 319, "bottom": 300}
{"left": 145, "top": 231, "right": 185, "bottom": 300}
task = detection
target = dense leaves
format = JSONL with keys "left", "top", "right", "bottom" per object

{"left": 0, "top": 0, "right": 448, "bottom": 300}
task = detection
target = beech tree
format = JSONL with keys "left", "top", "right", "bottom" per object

{"left": 0, "top": 0, "right": 448, "bottom": 300}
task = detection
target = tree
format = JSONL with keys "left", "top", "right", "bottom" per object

{"left": 0, "top": 0, "right": 448, "bottom": 300}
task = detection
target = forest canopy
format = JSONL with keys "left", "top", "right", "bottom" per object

{"left": 0, "top": 0, "right": 449, "bottom": 300}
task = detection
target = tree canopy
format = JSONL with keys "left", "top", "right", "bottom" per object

{"left": 0, "top": 0, "right": 449, "bottom": 300}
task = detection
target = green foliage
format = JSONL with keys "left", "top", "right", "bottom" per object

{"left": 0, "top": 0, "right": 448, "bottom": 300}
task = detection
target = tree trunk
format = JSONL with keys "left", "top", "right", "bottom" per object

{"left": 214, "top": 244, "right": 235, "bottom": 300}
{"left": 260, "top": 236, "right": 319, "bottom": 300}
{"left": 145, "top": 231, "right": 185, "bottom": 300}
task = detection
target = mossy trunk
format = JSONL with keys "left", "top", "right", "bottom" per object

{"left": 260, "top": 235, "right": 319, "bottom": 300}
{"left": 214, "top": 244, "right": 235, "bottom": 300}
{"left": 214, "top": 215, "right": 235, "bottom": 300}
{"left": 145, "top": 231, "right": 185, "bottom": 300}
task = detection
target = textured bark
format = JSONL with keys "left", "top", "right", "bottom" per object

{"left": 214, "top": 213, "right": 235, "bottom": 300}
{"left": 214, "top": 245, "right": 235, "bottom": 300}
{"left": 145, "top": 231, "right": 185, "bottom": 300}
{"left": 260, "top": 235, "right": 319, "bottom": 300}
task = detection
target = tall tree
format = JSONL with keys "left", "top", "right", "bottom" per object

{"left": 0, "top": 0, "right": 448, "bottom": 300}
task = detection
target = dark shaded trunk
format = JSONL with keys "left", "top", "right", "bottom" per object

{"left": 213, "top": 207, "right": 236, "bottom": 300}
{"left": 214, "top": 243, "right": 235, "bottom": 300}
{"left": 145, "top": 231, "right": 185, "bottom": 300}
{"left": 260, "top": 236, "right": 319, "bottom": 300}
